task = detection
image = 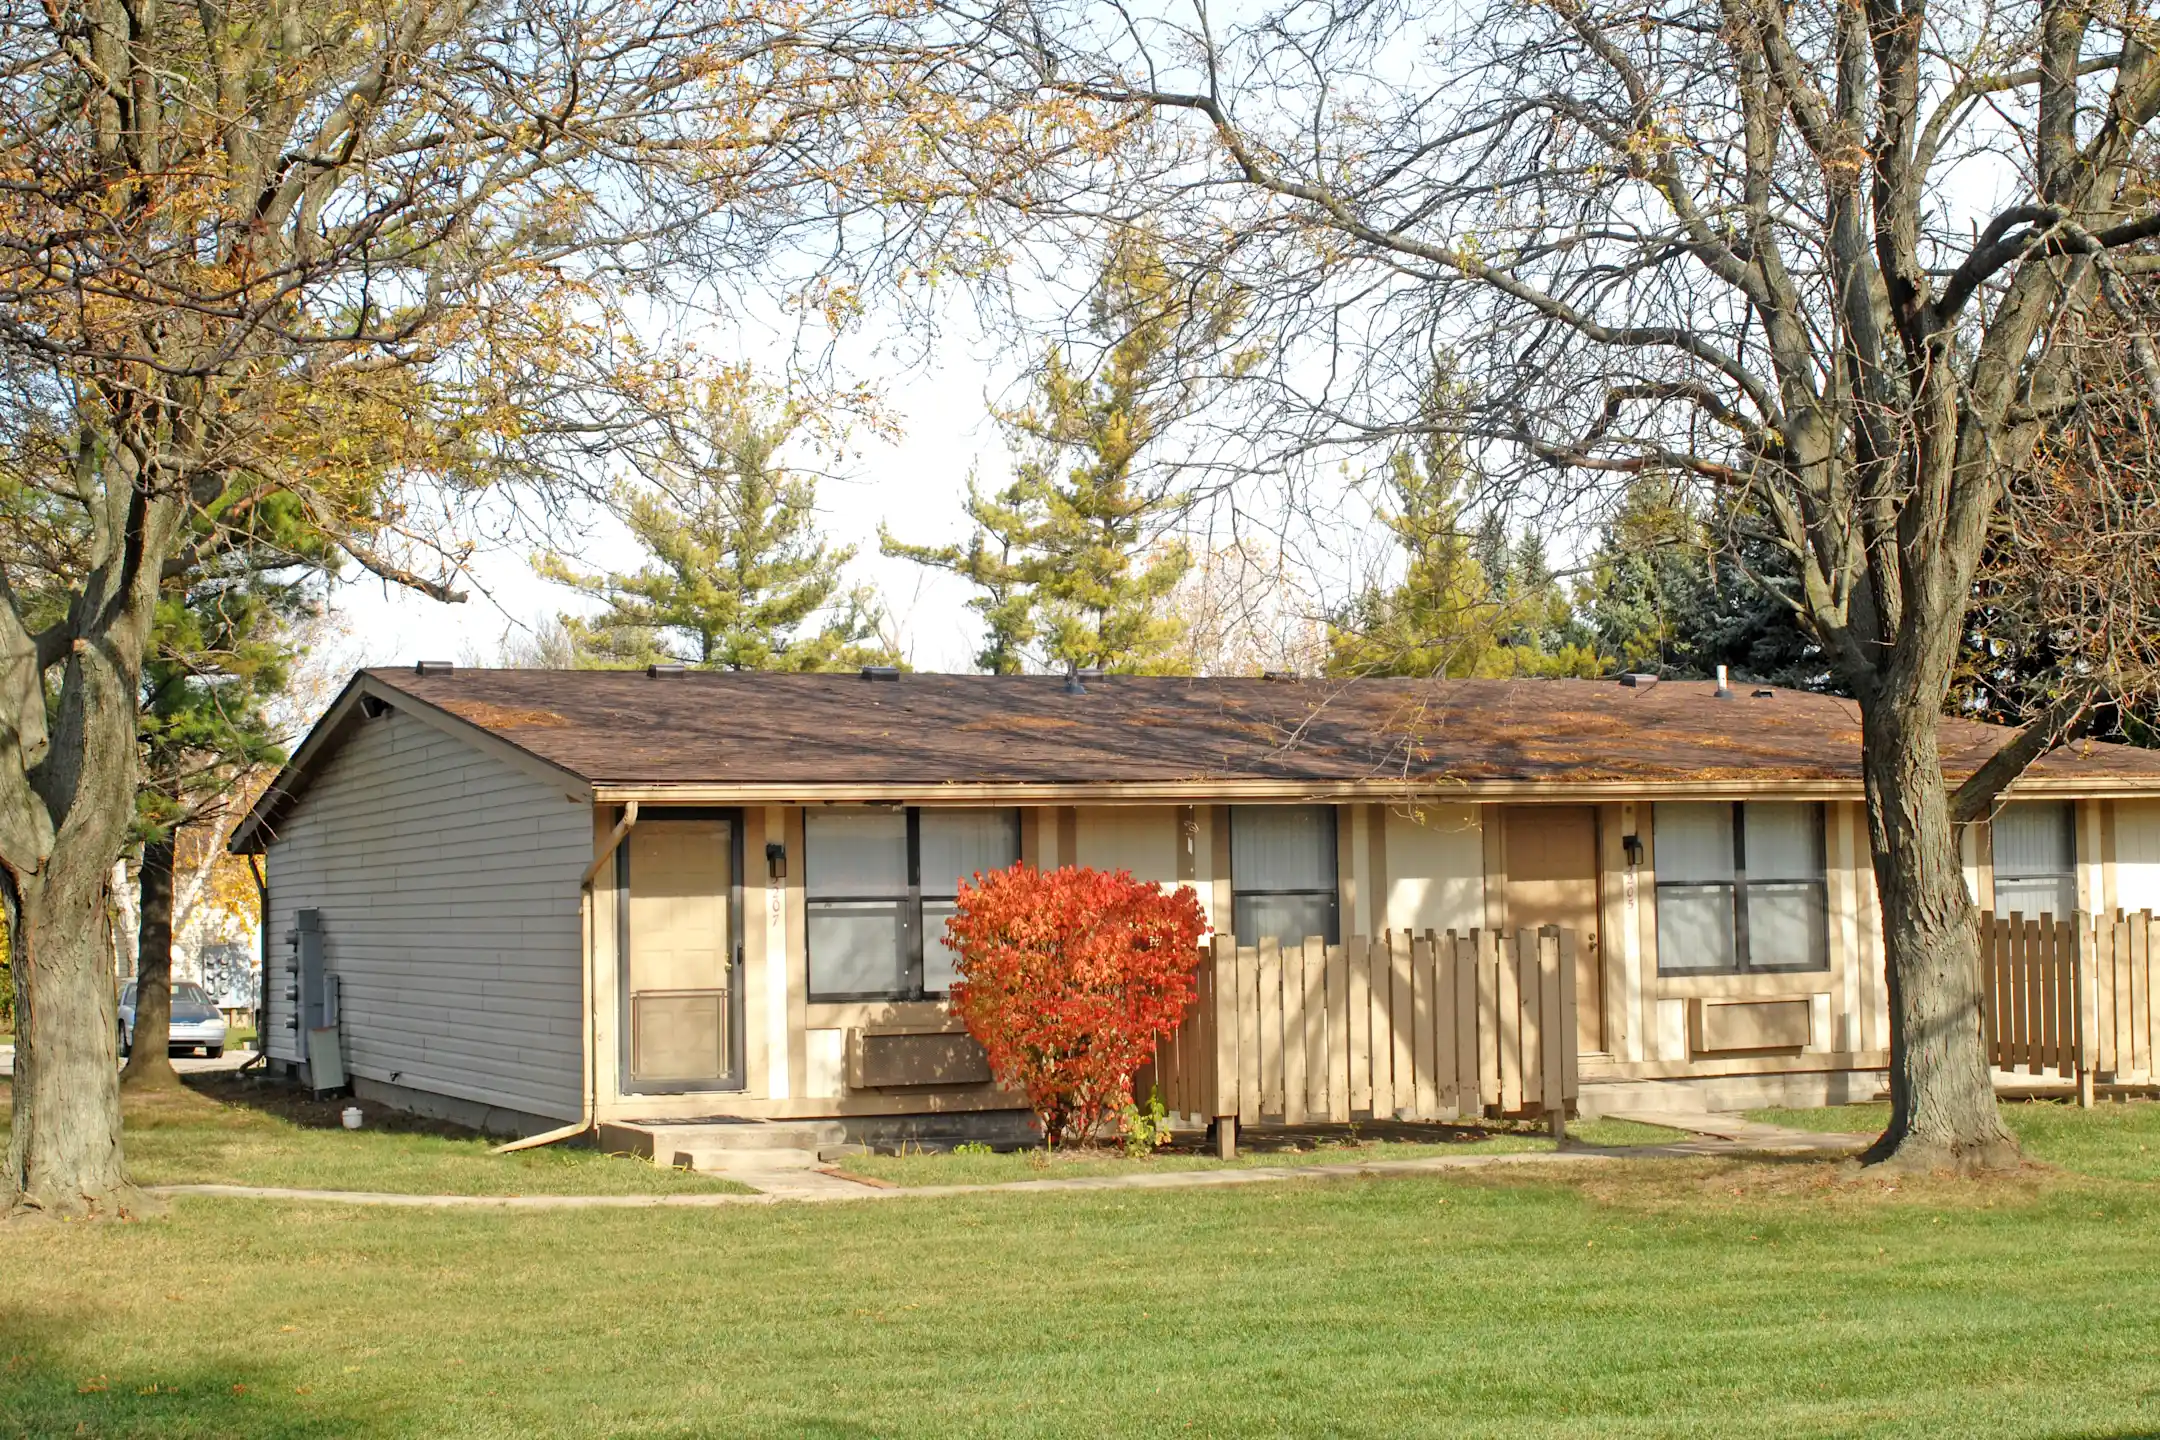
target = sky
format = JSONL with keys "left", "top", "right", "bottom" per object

{"left": 328, "top": 310, "right": 1025, "bottom": 678}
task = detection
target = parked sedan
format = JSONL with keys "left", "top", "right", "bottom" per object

{"left": 118, "top": 982, "right": 229, "bottom": 1059}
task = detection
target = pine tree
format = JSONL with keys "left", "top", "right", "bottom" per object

{"left": 544, "top": 379, "right": 894, "bottom": 672}
{"left": 884, "top": 231, "right": 1238, "bottom": 673}
{"left": 1328, "top": 427, "right": 1603, "bottom": 678}
{"left": 125, "top": 502, "right": 322, "bottom": 1084}
{"left": 1583, "top": 478, "right": 1828, "bottom": 688}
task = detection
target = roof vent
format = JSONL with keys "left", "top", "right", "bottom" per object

{"left": 1264, "top": 669, "right": 1300, "bottom": 682}
{"left": 1074, "top": 666, "right": 1105, "bottom": 681}
{"left": 1714, "top": 664, "right": 1734, "bottom": 699}
{"left": 1618, "top": 673, "right": 1658, "bottom": 689}
{"left": 414, "top": 660, "right": 453, "bottom": 676}
{"left": 1063, "top": 659, "right": 1086, "bottom": 695}
{"left": 1752, "top": 687, "right": 1776, "bottom": 699}
{"left": 647, "top": 663, "right": 685, "bottom": 678}
{"left": 860, "top": 665, "right": 900, "bottom": 681}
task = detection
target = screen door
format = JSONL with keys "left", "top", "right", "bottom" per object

{"left": 621, "top": 816, "right": 740, "bottom": 1091}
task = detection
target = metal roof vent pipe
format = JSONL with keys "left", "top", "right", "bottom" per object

{"left": 1064, "top": 659, "right": 1086, "bottom": 695}
{"left": 1714, "top": 664, "right": 1734, "bottom": 699}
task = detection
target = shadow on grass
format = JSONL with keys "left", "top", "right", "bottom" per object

{"left": 0, "top": 1306, "right": 382, "bottom": 1439}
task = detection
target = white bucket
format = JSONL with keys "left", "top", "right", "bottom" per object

{"left": 341, "top": 1106, "right": 363, "bottom": 1130}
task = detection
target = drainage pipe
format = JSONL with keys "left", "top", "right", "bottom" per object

{"left": 494, "top": 801, "right": 639, "bottom": 1155}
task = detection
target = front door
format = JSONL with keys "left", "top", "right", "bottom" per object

{"left": 622, "top": 815, "right": 742, "bottom": 1092}
{"left": 1503, "top": 806, "right": 1604, "bottom": 1054}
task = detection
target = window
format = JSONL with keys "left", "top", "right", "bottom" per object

{"left": 1993, "top": 801, "right": 2077, "bottom": 920}
{"left": 805, "top": 807, "right": 1019, "bottom": 1001}
{"left": 1230, "top": 805, "right": 1340, "bottom": 946}
{"left": 1655, "top": 802, "right": 1828, "bottom": 974}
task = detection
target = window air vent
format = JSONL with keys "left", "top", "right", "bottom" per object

{"left": 860, "top": 665, "right": 901, "bottom": 681}
{"left": 414, "top": 660, "right": 453, "bottom": 676}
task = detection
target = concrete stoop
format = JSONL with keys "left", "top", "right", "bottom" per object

{"left": 600, "top": 1119, "right": 852, "bottom": 1174}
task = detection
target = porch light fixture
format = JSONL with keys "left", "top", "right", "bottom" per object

{"left": 1622, "top": 833, "right": 1645, "bottom": 867}
{"left": 765, "top": 841, "right": 788, "bottom": 881}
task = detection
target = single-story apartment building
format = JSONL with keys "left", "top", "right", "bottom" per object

{"left": 231, "top": 665, "right": 2160, "bottom": 1135}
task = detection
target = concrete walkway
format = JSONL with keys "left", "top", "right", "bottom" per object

{"left": 148, "top": 1147, "right": 1627, "bottom": 1209}
{"left": 140, "top": 1113, "right": 1872, "bottom": 1210}
{"left": 1606, "top": 1110, "right": 1872, "bottom": 1155}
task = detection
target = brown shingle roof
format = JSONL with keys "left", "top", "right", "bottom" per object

{"left": 362, "top": 666, "right": 2160, "bottom": 791}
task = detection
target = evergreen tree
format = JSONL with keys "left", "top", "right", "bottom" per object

{"left": 884, "top": 230, "right": 1239, "bottom": 673}
{"left": 1583, "top": 478, "right": 1829, "bottom": 688}
{"left": 1327, "top": 428, "right": 1602, "bottom": 678}
{"left": 544, "top": 379, "right": 895, "bottom": 672}
{"left": 123, "top": 537, "right": 313, "bottom": 1084}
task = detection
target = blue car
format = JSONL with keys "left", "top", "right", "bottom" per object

{"left": 118, "top": 981, "right": 229, "bottom": 1058}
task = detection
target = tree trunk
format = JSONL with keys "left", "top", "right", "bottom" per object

{"left": 120, "top": 834, "right": 178, "bottom": 1089}
{"left": 1857, "top": 688, "right": 2020, "bottom": 1172}
{"left": 4, "top": 857, "right": 138, "bottom": 1216}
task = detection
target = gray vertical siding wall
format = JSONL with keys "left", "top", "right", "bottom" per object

{"left": 262, "top": 706, "right": 592, "bottom": 1120}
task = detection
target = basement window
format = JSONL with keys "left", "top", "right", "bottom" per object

{"left": 1655, "top": 802, "right": 1828, "bottom": 974}
{"left": 1992, "top": 801, "right": 2077, "bottom": 920}
{"left": 805, "top": 807, "right": 1020, "bottom": 1002}
{"left": 1229, "top": 805, "right": 1340, "bottom": 946}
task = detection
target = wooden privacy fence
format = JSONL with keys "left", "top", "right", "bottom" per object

{"left": 1148, "top": 929, "right": 1579, "bottom": 1151}
{"left": 1980, "top": 909, "right": 2160, "bottom": 1104}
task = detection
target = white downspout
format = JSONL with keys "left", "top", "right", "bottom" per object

{"left": 494, "top": 801, "right": 639, "bottom": 1154}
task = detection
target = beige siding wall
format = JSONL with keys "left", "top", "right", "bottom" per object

{"left": 263, "top": 707, "right": 591, "bottom": 1120}
{"left": 1380, "top": 804, "right": 1485, "bottom": 934}
{"left": 2115, "top": 798, "right": 2160, "bottom": 912}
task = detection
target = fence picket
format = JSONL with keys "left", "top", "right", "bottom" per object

{"left": 1321, "top": 941, "right": 1339, "bottom": 1122}
{"left": 1388, "top": 931, "right": 1414, "bottom": 1121}
{"left": 1454, "top": 932, "right": 1481, "bottom": 1118}
{"left": 1301, "top": 936, "right": 1328, "bottom": 1121}
{"left": 1346, "top": 935, "right": 1372, "bottom": 1115}
{"left": 1431, "top": 931, "right": 1459, "bottom": 1119}
{"left": 1558, "top": 925, "right": 1580, "bottom": 1104}
{"left": 1503, "top": 931, "right": 1529, "bottom": 1110}
{"left": 1410, "top": 932, "right": 1438, "bottom": 1118}
{"left": 2135, "top": 914, "right": 2153, "bottom": 1082}
{"left": 1539, "top": 927, "right": 1566, "bottom": 1116}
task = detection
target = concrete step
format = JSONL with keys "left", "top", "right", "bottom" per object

{"left": 603, "top": 1118, "right": 849, "bottom": 1164}
{"left": 668, "top": 1145, "right": 826, "bottom": 1173}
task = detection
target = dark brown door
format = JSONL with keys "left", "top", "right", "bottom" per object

{"left": 1503, "top": 806, "right": 1604, "bottom": 1054}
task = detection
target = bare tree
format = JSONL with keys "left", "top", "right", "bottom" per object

{"left": 1028, "top": 0, "right": 2160, "bottom": 1167}
{"left": 0, "top": 0, "right": 1069, "bottom": 1215}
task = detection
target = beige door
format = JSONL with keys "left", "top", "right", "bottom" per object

{"left": 625, "top": 820, "right": 735, "bottom": 1088}
{"left": 1503, "top": 806, "right": 1603, "bottom": 1054}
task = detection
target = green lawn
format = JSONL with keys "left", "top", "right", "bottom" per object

{"left": 4, "top": 1096, "right": 2159, "bottom": 1437}
{"left": 0, "top": 1078, "right": 747, "bottom": 1198}
{"left": 1750, "top": 1097, "right": 2160, "bottom": 1182}
{"left": 842, "top": 1117, "right": 1688, "bottom": 1187}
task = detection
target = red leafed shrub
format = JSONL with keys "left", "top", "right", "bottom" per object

{"left": 944, "top": 864, "right": 1207, "bottom": 1148}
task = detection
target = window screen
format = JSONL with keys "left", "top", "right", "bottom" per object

{"left": 1993, "top": 801, "right": 2077, "bottom": 920}
{"left": 1655, "top": 802, "right": 1828, "bottom": 974}
{"left": 806, "top": 809, "right": 910, "bottom": 1000}
{"left": 806, "top": 807, "right": 1019, "bottom": 1001}
{"left": 920, "top": 809, "right": 1021, "bottom": 993}
{"left": 1230, "top": 805, "right": 1339, "bottom": 946}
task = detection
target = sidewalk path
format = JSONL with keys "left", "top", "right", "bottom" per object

{"left": 142, "top": 1126, "right": 1869, "bottom": 1209}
